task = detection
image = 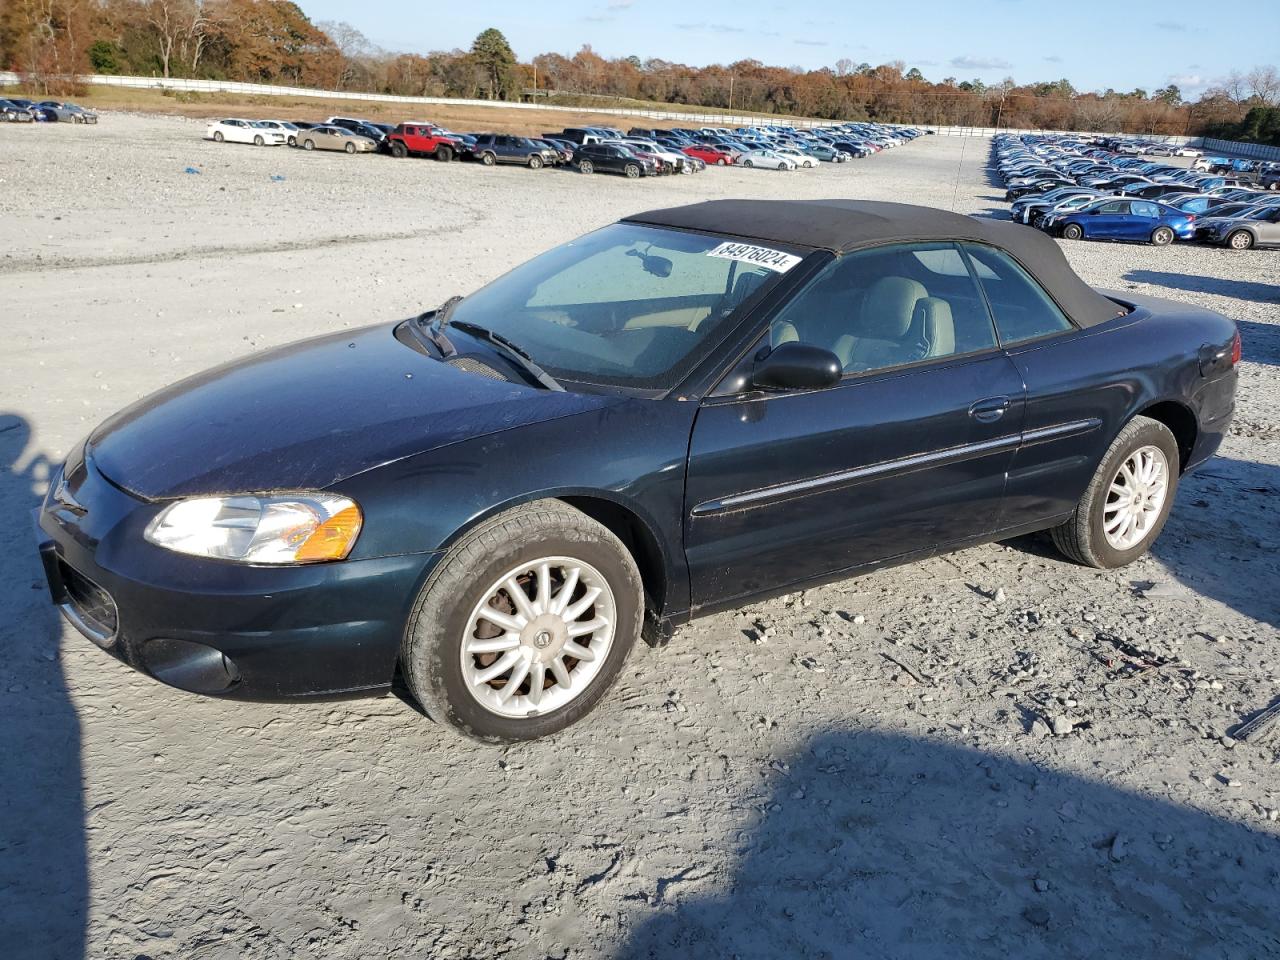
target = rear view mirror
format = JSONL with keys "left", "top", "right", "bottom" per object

{"left": 753, "top": 342, "right": 842, "bottom": 391}
{"left": 627, "top": 248, "right": 673, "bottom": 278}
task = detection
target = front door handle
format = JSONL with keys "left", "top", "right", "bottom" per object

{"left": 969, "top": 396, "right": 1010, "bottom": 423}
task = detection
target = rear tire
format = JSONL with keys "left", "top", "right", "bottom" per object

{"left": 1150, "top": 226, "right": 1174, "bottom": 246}
{"left": 213, "top": 131, "right": 224, "bottom": 143}
{"left": 1227, "top": 230, "right": 1254, "bottom": 250}
{"left": 400, "top": 501, "right": 643, "bottom": 743}
{"left": 1050, "top": 416, "right": 1180, "bottom": 569}
{"left": 1061, "top": 222, "right": 1084, "bottom": 240}
{"left": 391, "top": 141, "right": 408, "bottom": 158}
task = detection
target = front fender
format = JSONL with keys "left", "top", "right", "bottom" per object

{"left": 332, "top": 399, "right": 699, "bottom": 617}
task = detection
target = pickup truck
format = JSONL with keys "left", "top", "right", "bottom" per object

{"left": 386, "top": 123, "right": 465, "bottom": 161}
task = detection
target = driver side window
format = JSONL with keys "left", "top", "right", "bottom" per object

{"left": 767, "top": 242, "right": 997, "bottom": 375}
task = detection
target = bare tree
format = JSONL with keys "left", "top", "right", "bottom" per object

{"left": 1245, "top": 65, "right": 1280, "bottom": 106}
{"left": 144, "top": 0, "right": 208, "bottom": 79}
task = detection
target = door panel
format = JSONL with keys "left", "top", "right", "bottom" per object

{"left": 684, "top": 353, "right": 1026, "bottom": 609}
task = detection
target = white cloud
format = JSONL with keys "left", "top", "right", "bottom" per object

{"left": 949, "top": 55, "right": 1013, "bottom": 71}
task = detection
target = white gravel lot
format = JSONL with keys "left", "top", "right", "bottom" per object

{"left": 2, "top": 114, "right": 1279, "bottom": 960}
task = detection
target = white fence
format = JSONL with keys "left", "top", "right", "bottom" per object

{"left": 1201, "top": 137, "right": 1280, "bottom": 163}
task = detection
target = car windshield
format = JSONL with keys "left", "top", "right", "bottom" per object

{"left": 442, "top": 223, "right": 802, "bottom": 390}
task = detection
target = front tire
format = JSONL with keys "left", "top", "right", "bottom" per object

{"left": 302, "top": 139, "right": 314, "bottom": 150}
{"left": 1150, "top": 226, "right": 1174, "bottom": 246}
{"left": 481, "top": 151, "right": 496, "bottom": 166}
{"left": 435, "top": 145, "right": 454, "bottom": 162}
{"left": 624, "top": 163, "right": 640, "bottom": 178}
{"left": 1227, "top": 230, "right": 1254, "bottom": 250}
{"left": 1061, "top": 222, "right": 1084, "bottom": 240}
{"left": 1050, "top": 416, "right": 1179, "bottom": 569}
{"left": 253, "top": 134, "right": 264, "bottom": 146}
{"left": 401, "top": 501, "right": 643, "bottom": 743}
{"left": 529, "top": 154, "right": 543, "bottom": 169}
{"left": 743, "top": 159, "right": 754, "bottom": 167}
{"left": 345, "top": 142, "right": 356, "bottom": 154}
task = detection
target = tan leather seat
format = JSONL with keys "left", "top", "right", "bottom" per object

{"left": 834, "top": 276, "right": 928, "bottom": 370}
{"left": 771, "top": 320, "right": 800, "bottom": 348}
{"left": 915, "top": 296, "right": 955, "bottom": 358}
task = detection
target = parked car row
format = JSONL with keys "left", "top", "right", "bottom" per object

{"left": 202, "top": 113, "right": 924, "bottom": 178}
{"left": 995, "top": 133, "right": 1280, "bottom": 250}
{"left": 1, "top": 97, "right": 98, "bottom": 123}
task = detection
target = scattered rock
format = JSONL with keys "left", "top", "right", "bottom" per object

{"left": 1033, "top": 878, "right": 1050, "bottom": 893}
{"left": 1023, "top": 905, "right": 1050, "bottom": 927}
{"left": 1050, "top": 716, "right": 1074, "bottom": 737}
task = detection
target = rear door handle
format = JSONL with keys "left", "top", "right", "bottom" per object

{"left": 969, "top": 396, "right": 1011, "bottom": 423}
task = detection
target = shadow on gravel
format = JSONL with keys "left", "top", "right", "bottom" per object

{"left": 0, "top": 414, "right": 86, "bottom": 960}
{"left": 1123, "top": 269, "right": 1280, "bottom": 307}
{"left": 617, "top": 729, "right": 1280, "bottom": 960}
{"left": 971, "top": 207, "right": 1012, "bottom": 221}
{"left": 1153, "top": 456, "right": 1280, "bottom": 632}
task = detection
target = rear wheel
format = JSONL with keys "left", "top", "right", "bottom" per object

{"left": 579, "top": 159, "right": 594, "bottom": 174}
{"left": 400, "top": 501, "right": 643, "bottom": 743}
{"left": 624, "top": 163, "right": 640, "bottom": 178}
{"left": 529, "top": 155, "right": 543, "bottom": 169}
{"left": 1050, "top": 416, "right": 1179, "bottom": 569}
{"left": 435, "top": 145, "right": 454, "bottom": 162}
{"left": 391, "top": 141, "right": 408, "bottom": 158}
{"left": 345, "top": 142, "right": 356, "bottom": 154}
{"left": 1150, "top": 226, "right": 1174, "bottom": 246}
{"left": 1061, "top": 222, "right": 1084, "bottom": 240}
{"left": 1227, "top": 230, "right": 1254, "bottom": 250}
{"left": 213, "top": 131, "right": 224, "bottom": 143}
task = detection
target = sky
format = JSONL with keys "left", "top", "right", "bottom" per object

{"left": 300, "top": 0, "right": 1278, "bottom": 98}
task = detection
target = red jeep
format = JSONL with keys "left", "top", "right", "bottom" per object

{"left": 387, "top": 123, "right": 464, "bottom": 161}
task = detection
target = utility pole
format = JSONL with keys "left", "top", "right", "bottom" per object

{"left": 729, "top": 74, "right": 734, "bottom": 112}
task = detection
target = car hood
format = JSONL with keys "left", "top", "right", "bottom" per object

{"left": 88, "top": 323, "right": 617, "bottom": 500}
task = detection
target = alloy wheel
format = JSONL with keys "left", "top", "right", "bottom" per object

{"left": 461, "top": 556, "right": 617, "bottom": 719}
{"left": 1102, "top": 445, "right": 1169, "bottom": 550}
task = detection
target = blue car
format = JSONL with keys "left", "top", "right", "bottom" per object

{"left": 1053, "top": 198, "right": 1196, "bottom": 246}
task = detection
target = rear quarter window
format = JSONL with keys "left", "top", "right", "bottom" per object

{"left": 962, "top": 244, "right": 1075, "bottom": 346}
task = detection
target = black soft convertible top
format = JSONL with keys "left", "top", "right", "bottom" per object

{"left": 623, "top": 199, "right": 1125, "bottom": 328}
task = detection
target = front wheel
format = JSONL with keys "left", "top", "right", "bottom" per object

{"left": 743, "top": 159, "right": 753, "bottom": 167}
{"left": 253, "top": 134, "right": 264, "bottom": 146}
{"left": 716, "top": 158, "right": 726, "bottom": 166}
{"left": 1227, "top": 230, "right": 1254, "bottom": 250}
{"left": 345, "top": 142, "right": 356, "bottom": 154}
{"left": 1150, "top": 226, "right": 1174, "bottom": 246}
{"left": 435, "top": 145, "right": 453, "bottom": 162}
{"left": 400, "top": 501, "right": 643, "bottom": 743}
{"left": 1061, "top": 222, "right": 1084, "bottom": 240}
{"left": 302, "top": 139, "right": 314, "bottom": 150}
{"left": 529, "top": 155, "right": 543, "bottom": 169}
{"left": 481, "top": 152, "right": 496, "bottom": 166}
{"left": 287, "top": 135, "right": 296, "bottom": 147}
{"left": 1050, "top": 416, "right": 1179, "bottom": 569}
{"left": 624, "top": 163, "right": 640, "bottom": 178}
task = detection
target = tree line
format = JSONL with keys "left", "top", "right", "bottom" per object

{"left": 2, "top": 2, "right": 1278, "bottom": 144}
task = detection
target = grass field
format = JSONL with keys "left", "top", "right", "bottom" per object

{"left": 2, "top": 83, "right": 800, "bottom": 136}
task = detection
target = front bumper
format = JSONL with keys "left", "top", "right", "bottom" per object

{"left": 36, "top": 452, "right": 439, "bottom": 701}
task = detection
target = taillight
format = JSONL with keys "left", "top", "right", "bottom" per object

{"left": 1231, "top": 329, "right": 1242, "bottom": 366}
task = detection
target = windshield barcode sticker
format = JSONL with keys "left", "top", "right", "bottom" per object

{"left": 706, "top": 241, "right": 802, "bottom": 273}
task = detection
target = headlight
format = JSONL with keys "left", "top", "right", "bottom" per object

{"left": 145, "top": 493, "right": 362, "bottom": 564}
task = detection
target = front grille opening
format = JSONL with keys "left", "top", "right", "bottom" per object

{"left": 58, "top": 560, "right": 118, "bottom": 643}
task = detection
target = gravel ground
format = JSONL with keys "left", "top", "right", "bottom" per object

{"left": 2, "top": 114, "right": 1278, "bottom": 960}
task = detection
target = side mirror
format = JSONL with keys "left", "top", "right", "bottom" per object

{"left": 752, "top": 342, "right": 842, "bottom": 391}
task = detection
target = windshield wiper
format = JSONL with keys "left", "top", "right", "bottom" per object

{"left": 449, "top": 320, "right": 564, "bottom": 392}
{"left": 411, "top": 296, "right": 463, "bottom": 357}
